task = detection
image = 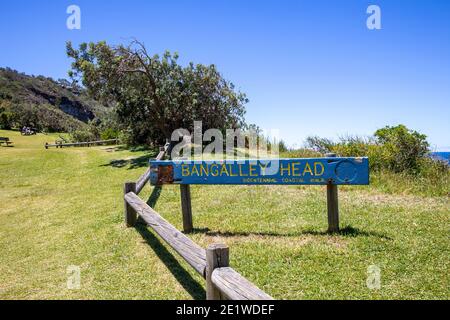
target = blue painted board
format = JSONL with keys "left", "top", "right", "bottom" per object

{"left": 149, "top": 157, "right": 369, "bottom": 185}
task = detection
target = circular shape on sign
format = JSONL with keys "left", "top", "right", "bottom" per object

{"left": 335, "top": 160, "right": 357, "bottom": 183}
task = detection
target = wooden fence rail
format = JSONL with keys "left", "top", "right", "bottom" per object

{"left": 45, "top": 139, "right": 119, "bottom": 149}
{"left": 123, "top": 188, "right": 272, "bottom": 300}
{"left": 211, "top": 267, "right": 273, "bottom": 300}
{"left": 125, "top": 191, "right": 207, "bottom": 276}
{"left": 124, "top": 142, "right": 272, "bottom": 300}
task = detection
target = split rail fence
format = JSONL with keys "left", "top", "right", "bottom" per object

{"left": 123, "top": 143, "right": 273, "bottom": 300}
{"left": 45, "top": 139, "right": 119, "bottom": 149}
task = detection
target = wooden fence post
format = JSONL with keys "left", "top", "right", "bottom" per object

{"left": 326, "top": 153, "right": 339, "bottom": 232}
{"left": 206, "top": 244, "right": 229, "bottom": 300}
{"left": 124, "top": 182, "right": 137, "bottom": 227}
{"left": 180, "top": 185, "right": 193, "bottom": 233}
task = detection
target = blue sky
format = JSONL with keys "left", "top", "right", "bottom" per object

{"left": 1, "top": 0, "right": 449, "bottom": 150}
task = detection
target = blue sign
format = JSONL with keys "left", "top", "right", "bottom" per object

{"left": 149, "top": 157, "right": 369, "bottom": 185}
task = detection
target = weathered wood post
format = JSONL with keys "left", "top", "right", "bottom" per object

{"left": 124, "top": 182, "right": 137, "bottom": 227}
{"left": 180, "top": 185, "right": 193, "bottom": 233}
{"left": 326, "top": 153, "right": 339, "bottom": 233}
{"left": 206, "top": 244, "right": 229, "bottom": 300}
{"left": 165, "top": 140, "right": 193, "bottom": 234}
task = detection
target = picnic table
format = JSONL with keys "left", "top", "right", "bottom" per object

{"left": 0, "top": 137, "right": 13, "bottom": 146}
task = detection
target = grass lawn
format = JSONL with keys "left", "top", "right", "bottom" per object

{"left": 0, "top": 129, "right": 448, "bottom": 299}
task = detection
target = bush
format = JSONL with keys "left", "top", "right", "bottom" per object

{"left": 0, "top": 110, "right": 13, "bottom": 129}
{"left": 117, "top": 130, "right": 133, "bottom": 146}
{"left": 100, "top": 127, "right": 119, "bottom": 140}
{"left": 374, "top": 125, "right": 429, "bottom": 173}
{"left": 70, "top": 129, "right": 96, "bottom": 142}
{"left": 298, "top": 125, "right": 449, "bottom": 196}
{"left": 304, "top": 125, "right": 436, "bottom": 175}
{"left": 0, "top": 102, "right": 86, "bottom": 132}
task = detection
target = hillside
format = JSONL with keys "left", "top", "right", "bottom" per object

{"left": 0, "top": 67, "right": 110, "bottom": 132}
{"left": 0, "top": 130, "right": 448, "bottom": 299}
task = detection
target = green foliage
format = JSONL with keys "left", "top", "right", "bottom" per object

{"left": 66, "top": 40, "right": 248, "bottom": 145}
{"left": 68, "top": 111, "right": 120, "bottom": 142}
{"left": 1, "top": 102, "right": 86, "bottom": 132}
{"left": 100, "top": 127, "right": 119, "bottom": 140}
{"left": 0, "top": 111, "right": 13, "bottom": 130}
{"left": 69, "top": 129, "right": 96, "bottom": 142}
{"left": 117, "top": 129, "right": 134, "bottom": 147}
{"left": 302, "top": 125, "right": 449, "bottom": 196}
{"left": 305, "top": 126, "right": 439, "bottom": 174}
{"left": 305, "top": 136, "right": 336, "bottom": 154}
{"left": 0, "top": 67, "right": 111, "bottom": 132}
{"left": 276, "top": 139, "right": 288, "bottom": 153}
{"left": 374, "top": 125, "right": 429, "bottom": 173}
{"left": 281, "top": 148, "right": 321, "bottom": 158}
{"left": 0, "top": 103, "right": 14, "bottom": 129}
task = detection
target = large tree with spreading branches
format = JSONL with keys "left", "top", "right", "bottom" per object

{"left": 66, "top": 40, "right": 248, "bottom": 145}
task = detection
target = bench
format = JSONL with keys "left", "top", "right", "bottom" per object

{"left": 0, "top": 137, "right": 13, "bottom": 146}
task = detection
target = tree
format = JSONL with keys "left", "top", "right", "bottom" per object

{"left": 66, "top": 40, "right": 248, "bottom": 145}
{"left": 374, "top": 124, "right": 429, "bottom": 173}
{"left": 0, "top": 103, "right": 13, "bottom": 130}
{"left": 305, "top": 136, "right": 336, "bottom": 154}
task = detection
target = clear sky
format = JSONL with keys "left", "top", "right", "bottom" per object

{"left": 1, "top": 0, "right": 449, "bottom": 150}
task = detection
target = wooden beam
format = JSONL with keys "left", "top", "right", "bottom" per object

{"left": 180, "top": 185, "right": 193, "bottom": 233}
{"left": 44, "top": 139, "right": 119, "bottom": 148}
{"left": 211, "top": 267, "right": 274, "bottom": 300}
{"left": 136, "top": 168, "right": 151, "bottom": 194}
{"left": 326, "top": 153, "right": 339, "bottom": 232}
{"left": 124, "top": 182, "right": 137, "bottom": 227}
{"left": 124, "top": 192, "right": 206, "bottom": 276}
{"left": 206, "top": 244, "right": 229, "bottom": 300}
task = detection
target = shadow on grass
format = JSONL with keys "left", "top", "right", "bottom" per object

{"left": 192, "top": 225, "right": 392, "bottom": 240}
{"left": 135, "top": 186, "right": 161, "bottom": 223}
{"left": 147, "top": 186, "right": 163, "bottom": 208}
{"left": 100, "top": 152, "right": 158, "bottom": 169}
{"left": 105, "top": 145, "right": 156, "bottom": 153}
{"left": 135, "top": 223, "right": 205, "bottom": 300}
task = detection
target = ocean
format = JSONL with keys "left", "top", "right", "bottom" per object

{"left": 429, "top": 152, "right": 450, "bottom": 165}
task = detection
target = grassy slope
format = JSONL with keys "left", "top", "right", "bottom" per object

{"left": 0, "top": 130, "right": 448, "bottom": 299}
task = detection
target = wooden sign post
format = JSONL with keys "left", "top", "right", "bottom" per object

{"left": 325, "top": 153, "right": 339, "bottom": 232}
{"left": 149, "top": 157, "right": 369, "bottom": 233}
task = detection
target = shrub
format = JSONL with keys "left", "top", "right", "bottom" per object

{"left": 0, "top": 105, "right": 13, "bottom": 129}
{"left": 374, "top": 125, "right": 429, "bottom": 174}
{"left": 100, "top": 127, "right": 119, "bottom": 140}
{"left": 70, "top": 129, "right": 96, "bottom": 142}
{"left": 304, "top": 125, "right": 436, "bottom": 175}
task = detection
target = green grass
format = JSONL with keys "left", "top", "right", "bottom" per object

{"left": 0, "top": 129, "right": 449, "bottom": 299}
